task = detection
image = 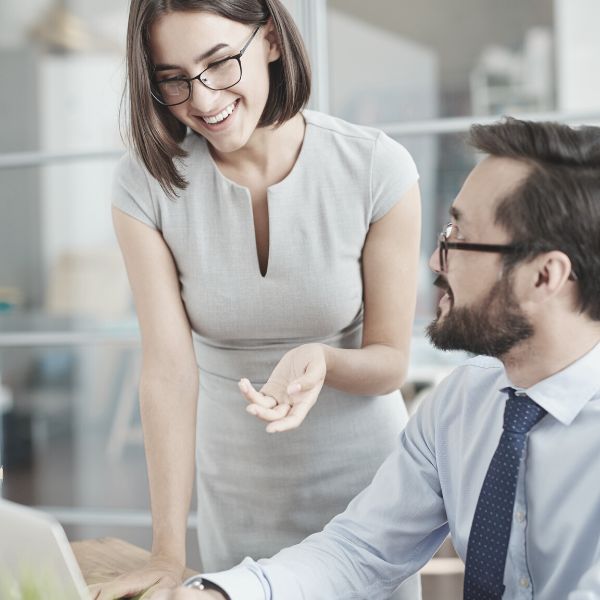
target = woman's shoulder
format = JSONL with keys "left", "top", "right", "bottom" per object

{"left": 112, "top": 151, "right": 161, "bottom": 229}
{"left": 114, "top": 132, "right": 211, "bottom": 193}
{"left": 113, "top": 150, "right": 150, "bottom": 192}
{"left": 303, "top": 110, "right": 412, "bottom": 165}
{"left": 303, "top": 109, "right": 383, "bottom": 143}
{"left": 180, "top": 129, "right": 210, "bottom": 157}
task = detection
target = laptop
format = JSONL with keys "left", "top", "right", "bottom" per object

{"left": 0, "top": 499, "right": 91, "bottom": 600}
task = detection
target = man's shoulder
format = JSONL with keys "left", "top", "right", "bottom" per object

{"left": 424, "top": 356, "right": 508, "bottom": 426}
{"left": 436, "top": 355, "right": 506, "bottom": 393}
{"left": 461, "top": 355, "right": 504, "bottom": 371}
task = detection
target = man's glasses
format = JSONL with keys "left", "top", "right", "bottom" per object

{"left": 437, "top": 223, "right": 522, "bottom": 272}
{"left": 151, "top": 26, "right": 261, "bottom": 107}
{"left": 437, "top": 222, "right": 578, "bottom": 280}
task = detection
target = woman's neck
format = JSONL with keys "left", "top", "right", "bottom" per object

{"left": 210, "top": 113, "right": 306, "bottom": 184}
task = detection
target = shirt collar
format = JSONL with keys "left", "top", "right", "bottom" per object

{"left": 498, "top": 341, "right": 600, "bottom": 426}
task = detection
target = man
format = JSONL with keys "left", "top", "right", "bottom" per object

{"left": 157, "top": 118, "right": 600, "bottom": 599}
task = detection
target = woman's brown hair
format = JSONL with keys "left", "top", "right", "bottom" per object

{"left": 125, "top": 0, "right": 311, "bottom": 196}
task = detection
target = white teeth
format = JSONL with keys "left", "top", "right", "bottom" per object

{"left": 202, "top": 101, "right": 237, "bottom": 125}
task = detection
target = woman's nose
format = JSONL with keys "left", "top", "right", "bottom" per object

{"left": 188, "top": 79, "right": 222, "bottom": 114}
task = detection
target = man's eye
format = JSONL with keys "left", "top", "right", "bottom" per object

{"left": 449, "top": 229, "right": 466, "bottom": 242}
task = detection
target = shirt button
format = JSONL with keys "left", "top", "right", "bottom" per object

{"left": 515, "top": 511, "right": 526, "bottom": 523}
{"left": 520, "top": 577, "right": 530, "bottom": 588}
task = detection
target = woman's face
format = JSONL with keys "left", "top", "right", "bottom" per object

{"left": 149, "top": 11, "right": 279, "bottom": 153}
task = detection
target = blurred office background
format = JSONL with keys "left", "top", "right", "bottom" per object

{"left": 1, "top": 0, "right": 599, "bottom": 597}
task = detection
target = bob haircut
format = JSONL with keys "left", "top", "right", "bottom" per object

{"left": 125, "top": 0, "right": 312, "bottom": 196}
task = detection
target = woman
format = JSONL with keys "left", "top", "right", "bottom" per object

{"left": 91, "top": 1, "right": 421, "bottom": 599}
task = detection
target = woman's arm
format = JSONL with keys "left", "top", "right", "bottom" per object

{"left": 240, "top": 183, "right": 421, "bottom": 432}
{"left": 324, "top": 181, "right": 421, "bottom": 395}
{"left": 113, "top": 205, "right": 199, "bottom": 561}
{"left": 91, "top": 208, "right": 199, "bottom": 599}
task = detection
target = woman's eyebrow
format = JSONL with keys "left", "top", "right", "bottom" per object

{"left": 154, "top": 43, "right": 231, "bottom": 72}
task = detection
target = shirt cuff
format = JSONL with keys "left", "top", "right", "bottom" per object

{"left": 202, "top": 559, "right": 266, "bottom": 600}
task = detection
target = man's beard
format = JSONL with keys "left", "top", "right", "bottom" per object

{"left": 426, "top": 272, "right": 534, "bottom": 358}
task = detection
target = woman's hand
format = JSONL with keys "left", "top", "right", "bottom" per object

{"left": 88, "top": 554, "right": 185, "bottom": 600}
{"left": 151, "top": 588, "right": 225, "bottom": 599}
{"left": 239, "top": 343, "right": 327, "bottom": 433}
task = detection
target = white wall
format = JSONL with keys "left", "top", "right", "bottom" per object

{"left": 328, "top": 8, "right": 439, "bottom": 313}
{"left": 0, "top": 0, "right": 53, "bottom": 48}
{"left": 39, "top": 53, "right": 124, "bottom": 275}
{"left": 555, "top": 0, "right": 600, "bottom": 111}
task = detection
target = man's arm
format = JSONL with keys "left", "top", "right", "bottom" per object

{"left": 569, "top": 560, "right": 600, "bottom": 599}
{"left": 205, "top": 388, "right": 450, "bottom": 600}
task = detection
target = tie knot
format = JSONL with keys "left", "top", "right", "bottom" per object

{"left": 503, "top": 389, "right": 547, "bottom": 434}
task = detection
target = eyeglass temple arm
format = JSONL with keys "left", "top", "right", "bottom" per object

{"left": 240, "top": 26, "right": 261, "bottom": 56}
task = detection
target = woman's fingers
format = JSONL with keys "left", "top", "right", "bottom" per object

{"left": 91, "top": 580, "right": 151, "bottom": 600}
{"left": 138, "top": 574, "right": 184, "bottom": 599}
{"left": 241, "top": 346, "right": 326, "bottom": 432}
{"left": 246, "top": 401, "right": 290, "bottom": 422}
{"left": 265, "top": 400, "right": 312, "bottom": 433}
{"left": 240, "top": 377, "right": 294, "bottom": 424}
{"left": 90, "top": 580, "right": 144, "bottom": 600}
{"left": 150, "top": 588, "right": 211, "bottom": 599}
{"left": 147, "top": 590, "right": 170, "bottom": 600}
{"left": 89, "top": 569, "right": 178, "bottom": 600}
{"left": 238, "top": 378, "right": 277, "bottom": 409}
{"left": 286, "top": 360, "right": 325, "bottom": 395}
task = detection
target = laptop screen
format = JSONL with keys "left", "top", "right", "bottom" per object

{"left": 0, "top": 499, "right": 90, "bottom": 600}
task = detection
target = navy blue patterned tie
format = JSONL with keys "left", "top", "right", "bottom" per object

{"left": 463, "top": 389, "right": 547, "bottom": 600}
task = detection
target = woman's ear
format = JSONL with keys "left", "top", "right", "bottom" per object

{"left": 263, "top": 18, "right": 282, "bottom": 63}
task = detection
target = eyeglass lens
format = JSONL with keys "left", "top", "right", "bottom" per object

{"left": 155, "top": 58, "right": 242, "bottom": 105}
{"left": 438, "top": 224, "right": 454, "bottom": 271}
{"left": 439, "top": 235, "right": 447, "bottom": 271}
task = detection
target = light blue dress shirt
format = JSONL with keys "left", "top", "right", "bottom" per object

{"left": 205, "top": 344, "right": 600, "bottom": 599}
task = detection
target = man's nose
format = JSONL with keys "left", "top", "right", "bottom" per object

{"left": 428, "top": 247, "right": 441, "bottom": 273}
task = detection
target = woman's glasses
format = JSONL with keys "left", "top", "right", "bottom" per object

{"left": 151, "top": 26, "right": 261, "bottom": 107}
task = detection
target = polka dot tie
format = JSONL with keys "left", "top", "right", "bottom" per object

{"left": 463, "top": 389, "right": 547, "bottom": 600}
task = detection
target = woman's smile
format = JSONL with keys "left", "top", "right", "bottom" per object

{"left": 193, "top": 98, "right": 241, "bottom": 133}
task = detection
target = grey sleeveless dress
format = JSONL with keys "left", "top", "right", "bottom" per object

{"left": 113, "top": 111, "right": 421, "bottom": 598}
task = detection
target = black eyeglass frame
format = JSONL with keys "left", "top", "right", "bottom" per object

{"left": 151, "top": 25, "right": 262, "bottom": 107}
{"left": 438, "top": 222, "right": 578, "bottom": 281}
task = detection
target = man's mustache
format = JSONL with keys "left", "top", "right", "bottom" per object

{"left": 433, "top": 275, "right": 450, "bottom": 293}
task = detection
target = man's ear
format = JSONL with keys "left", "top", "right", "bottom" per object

{"left": 530, "top": 251, "right": 573, "bottom": 298}
{"left": 263, "top": 18, "right": 282, "bottom": 63}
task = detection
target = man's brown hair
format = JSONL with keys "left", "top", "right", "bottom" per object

{"left": 469, "top": 117, "right": 600, "bottom": 320}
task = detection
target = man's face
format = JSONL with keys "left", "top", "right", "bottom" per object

{"left": 426, "top": 156, "right": 534, "bottom": 358}
{"left": 426, "top": 269, "right": 533, "bottom": 357}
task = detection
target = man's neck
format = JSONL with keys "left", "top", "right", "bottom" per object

{"left": 502, "top": 319, "right": 600, "bottom": 388}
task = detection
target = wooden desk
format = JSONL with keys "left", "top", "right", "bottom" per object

{"left": 71, "top": 537, "right": 197, "bottom": 586}
{"left": 73, "top": 537, "right": 463, "bottom": 600}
